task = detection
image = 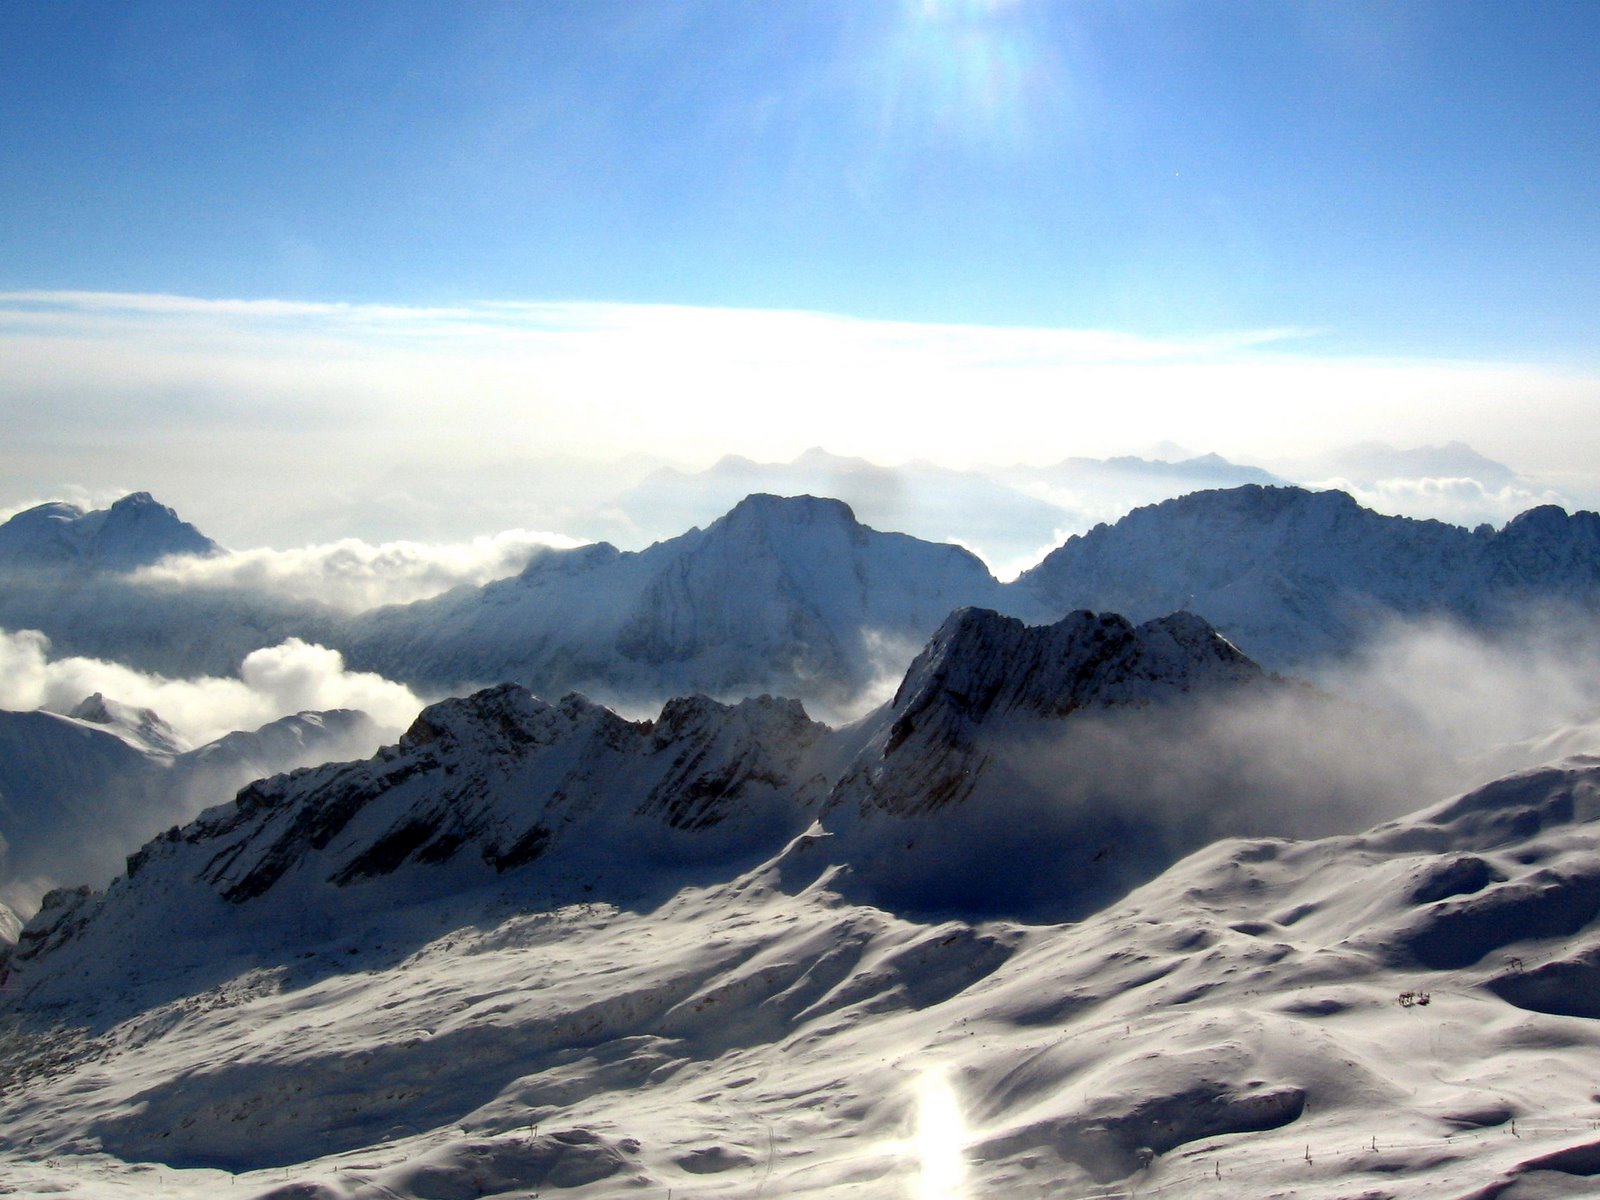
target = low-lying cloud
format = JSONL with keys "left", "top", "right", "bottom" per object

{"left": 0, "top": 628, "right": 425, "bottom": 745}
{"left": 133, "top": 531, "right": 589, "bottom": 611}
{"left": 1318, "top": 611, "right": 1600, "bottom": 777}
{"left": 1310, "top": 475, "right": 1570, "bottom": 529}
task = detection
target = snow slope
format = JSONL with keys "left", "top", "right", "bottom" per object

{"left": 0, "top": 701, "right": 382, "bottom": 914}
{"left": 1015, "top": 485, "right": 1600, "bottom": 667}
{"left": 6, "top": 735, "right": 1600, "bottom": 1196}
{"left": 343, "top": 493, "right": 1018, "bottom": 715}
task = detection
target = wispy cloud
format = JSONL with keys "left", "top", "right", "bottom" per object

{"left": 133, "top": 530, "right": 588, "bottom": 611}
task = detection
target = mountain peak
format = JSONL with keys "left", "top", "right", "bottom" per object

{"left": 0, "top": 492, "right": 219, "bottom": 571}
{"left": 886, "top": 606, "right": 1259, "bottom": 748}
{"left": 67, "top": 692, "right": 187, "bottom": 755}
{"left": 715, "top": 492, "right": 860, "bottom": 530}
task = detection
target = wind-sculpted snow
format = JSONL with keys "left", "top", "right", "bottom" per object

{"left": 10, "top": 728, "right": 1600, "bottom": 1196}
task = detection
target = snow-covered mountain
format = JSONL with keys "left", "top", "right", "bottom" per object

{"left": 343, "top": 493, "right": 1017, "bottom": 715}
{"left": 0, "top": 492, "right": 218, "bottom": 571}
{"left": 1015, "top": 485, "right": 1600, "bottom": 667}
{"left": 818, "top": 608, "right": 1272, "bottom": 917}
{"left": 2, "top": 608, "right": 1272, "bottom": 985}
{"left": 605, "top": 446, "right": 1286, "bottom": 573}
{"left": 0, "top": 494, "right": 338, "bottom": 677}
{"left": 610, "top": 447, "right": 1072, "bottom": 571}
{"left": 10, "top": 484, "right": 1600, "bottom": 717}
{"left": 7, "top": 607, "right": 1600, "bottom": 1197}
{"left": 0, "top": 700, "right": 382, "bottom": 914}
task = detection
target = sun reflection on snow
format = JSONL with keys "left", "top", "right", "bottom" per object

{"left": 913, "top": 1067, "right": 969, "bottom": 1200}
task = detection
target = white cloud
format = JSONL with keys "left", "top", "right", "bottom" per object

{"left": 1310, "top": 476, "right": 1571, "bottom": 529}
{"left": 0, "top": 629, "right": 424, "bottom": 745}
{"left": 133, "top": 530, "right": 589, "bottom": 611}
{"left": 4, "top": 290, "right": 1600, "bottom": 548}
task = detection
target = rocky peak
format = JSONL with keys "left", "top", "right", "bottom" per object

{"left": 67, "top": 692, "right": 187, "bottom": 755}
{"left": 398, "top": 684, "right": 639, "bottom": 759}
{"left": 840, "top": 607, "right": 1265, "bottom": 817}
{"left": 887, "top": 607, "right": 1257, "bottom": 745}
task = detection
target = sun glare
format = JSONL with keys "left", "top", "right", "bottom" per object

{"left": 914, "top": 1067, "right": 969, "bottom": 1200}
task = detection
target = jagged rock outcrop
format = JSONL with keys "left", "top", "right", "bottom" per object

{"left": 110, "top": 685, "right": 828, "bottom": 911}
{"left": 806, "top": 607, "right": 1276, "bottom": 917}
{"left": 832, "top": 607, "right": 1262, "bottom": 817}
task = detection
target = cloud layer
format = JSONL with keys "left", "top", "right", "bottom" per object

{"left": 0, "top": 629, "right": 424, "bottom": 745}
{"left": 134, "top": 530, "right": 588, "bottom": 611}
{"left": 4, "top": 290, "right": 1598, "bottom": 547}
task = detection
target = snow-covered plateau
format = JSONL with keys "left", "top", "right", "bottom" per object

{"left": 7, "top": 605, "right": 1600, "bottom": 1198}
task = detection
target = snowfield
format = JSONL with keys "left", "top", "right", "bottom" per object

{"left": 6, "top": 761, "right": 1600, "bottom": 1199}
{"left": 7, "top": 605, "right": 1600, "bottom": 1198}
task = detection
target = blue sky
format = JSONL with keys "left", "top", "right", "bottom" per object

{"left": 2, "top": 1, "right": 1599, "bottom": 543}
{"left": 5, "top": 0, "right": 1598, "bottom": 356}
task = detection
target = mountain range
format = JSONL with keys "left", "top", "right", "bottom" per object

{"left": 6, "top": 485, "right": 1600, "bottom": 714}
{"left": 6, "top": 602, "right": 1600, "bottom": 1197}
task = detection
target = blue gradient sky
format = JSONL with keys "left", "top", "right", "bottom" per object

{"left": 5, "top": 0, "right": 1597, "bottom": 358}
{"left": 2, "top": 1, "right": 1599, "bottom": 543}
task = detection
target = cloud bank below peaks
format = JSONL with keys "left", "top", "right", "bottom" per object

{"left": 0, "top": 629, "right": 424, "bottom": 745}
{"left": 133, "top": 530, "right": 589, "bottom": 611}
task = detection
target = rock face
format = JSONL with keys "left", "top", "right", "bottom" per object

{"left": 345, "top": 493, "right": 1015, "bottom": 707}
{"left": 1013, "top": 485, "right": 1600, "bottom": 667}
{"left": 0, "top": 492, "right": 219, "bottom": 571}
{"left": 118, "top": 685, "right": 829, "bottom": 913}
{"left": 843, "top": 607, "right": 1261, "bottom": 816}
{"left": 814, "top": 608, "right": 1272, "bottom": 917}
{"left": 2, "top": 607, "right": 1283, "bottom": 1002}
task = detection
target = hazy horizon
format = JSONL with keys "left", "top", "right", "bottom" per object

{"left": 5, "top": 2, "right": 1599, "bottom": 546}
